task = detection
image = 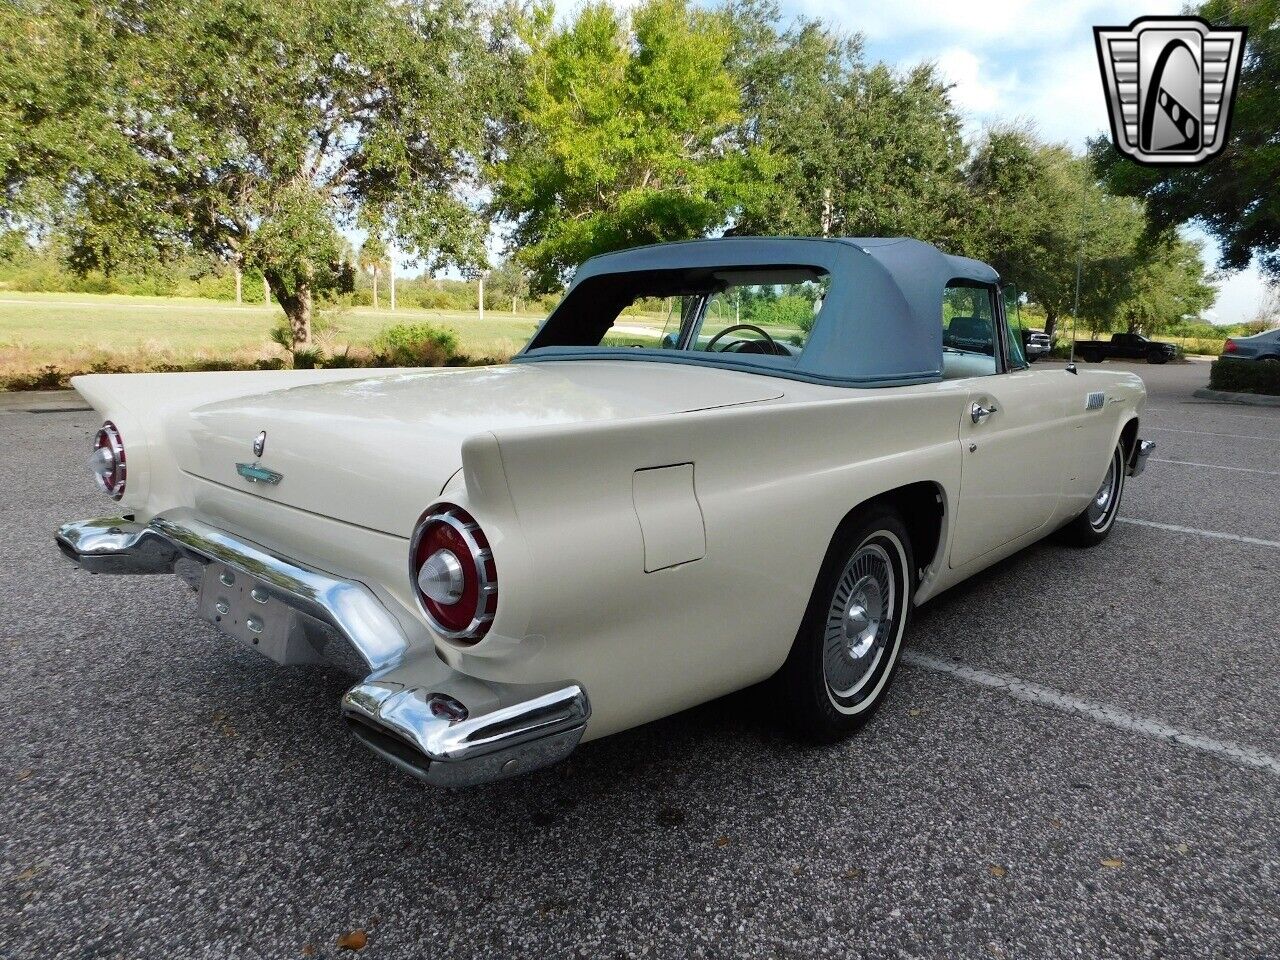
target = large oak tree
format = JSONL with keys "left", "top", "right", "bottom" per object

{"left": 21, "top": 0, "right": 504, "bottom": 344}
{"left": 726, "top": 0, "right": 968, "bottom": 245}
{"left": 491, "top": 0, "right": 773, "bottom": 292}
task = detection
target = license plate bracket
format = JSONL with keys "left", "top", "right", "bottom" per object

{"left": 196, "top": 562, "right": 322, "bottom": 665}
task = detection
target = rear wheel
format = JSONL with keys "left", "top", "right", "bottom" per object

{"left": 1058, "top": 441, "right": 1126, "bottom": 547}
{"left": 779, "top": 507, "right": 915, "bottom": 742}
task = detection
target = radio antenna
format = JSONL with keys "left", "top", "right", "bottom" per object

{"left": 1067, "top": 243, "right": 1082, "bottom": 375}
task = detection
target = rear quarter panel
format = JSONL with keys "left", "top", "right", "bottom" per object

{"left": 451, "top": 382, "right": 969, "bottom": 739}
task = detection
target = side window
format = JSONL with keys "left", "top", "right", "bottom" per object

{"left": 1002, "top": 285, "right": 1028, "bottom": 370}
{"left": 941, "top": 282, "right": 998, "bottom": 379}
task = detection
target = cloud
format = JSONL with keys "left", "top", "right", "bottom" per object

{"left": 933, "top": 48, "right": 1016, "bottom": 114}
{"left": 912, "top": 41, "right": 1106, "bottom": 146}
{"left": 999, "top": 41, "right": 1114, "bottom": 146}
{"left": 790, "top": 0, "right": 1144, "bottom": 49}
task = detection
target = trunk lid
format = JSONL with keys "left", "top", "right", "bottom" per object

{"left": 176, "top": 361, "right": 783, "bottom": 536}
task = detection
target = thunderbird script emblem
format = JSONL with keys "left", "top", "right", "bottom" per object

{"left": 1094, "top": 16, "right": 1246, "bottom": 166}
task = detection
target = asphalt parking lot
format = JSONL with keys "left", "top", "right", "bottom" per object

{"left": 3, "top": 360, "right": 1278, "bottom": 959}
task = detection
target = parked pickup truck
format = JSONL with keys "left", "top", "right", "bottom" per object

{"left": 1021, "top": 328, "right": 1052, "bottom": 361}
{"left": 1077, "top": 333, "right": 1177, "bottom": 365}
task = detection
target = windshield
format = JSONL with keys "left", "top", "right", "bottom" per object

{"left": 525, "top": 265, "right": 830, "bottom": 362}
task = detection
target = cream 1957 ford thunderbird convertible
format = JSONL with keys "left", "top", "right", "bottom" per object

{"left": 57, "top": 237, "right": 1153, "bottom": 786}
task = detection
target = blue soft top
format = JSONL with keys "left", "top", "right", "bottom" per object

{"left": 516, "top": 237, "right": 1000, "bottom": 387}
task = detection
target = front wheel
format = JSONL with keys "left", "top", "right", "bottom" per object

{"left": 779, "top": 507, "right": 915, "bottom": 742}
{"left": 1057, "top": 441, "right": 1126, "bottom": 547}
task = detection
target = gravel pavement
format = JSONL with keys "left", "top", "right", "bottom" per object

{"left": 3, "top": 360, "right": 1278, "bottom": 959}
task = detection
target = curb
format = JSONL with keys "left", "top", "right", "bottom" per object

{"left": 0, "top": 389, "right": 90, "bottom": 414}
{"left": 1192, "top": 387, "right": 1280, "bottom": 408}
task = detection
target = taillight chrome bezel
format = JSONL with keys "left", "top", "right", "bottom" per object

{"left": 409, "top": 504, "right": 497, "bottom": 644}
{"left": 92, "top": 421, "right": 127, "bottom": 500}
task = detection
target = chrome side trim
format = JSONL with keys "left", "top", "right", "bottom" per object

{"left": 149, "top": 515, "right": 408, "bottom": 673}
{"left": 342, "top": 654, "right": 590, "bottom": 787}
{"left": 56, "top": 517, "right": 178, "bottom": 574}
{"left": 1128, "top": 438, "right": 1155, "bottom": 477}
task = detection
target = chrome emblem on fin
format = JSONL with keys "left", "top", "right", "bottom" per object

{"left": 253, "top": 430, "right": 267, "bottom": 458}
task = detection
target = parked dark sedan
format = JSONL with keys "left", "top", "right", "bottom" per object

{"left": 1222, "top": 328, "right": 1280, "bottom": 362}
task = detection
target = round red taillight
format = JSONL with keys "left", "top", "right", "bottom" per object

{"left": 91, "top": 421, "right": 126, "bottom": 500}
{"left": 1224, "top": 339, "right": 1238, "bottom": 353}
{"left": 409, "top": 504, "right": 497, "bottom": 643}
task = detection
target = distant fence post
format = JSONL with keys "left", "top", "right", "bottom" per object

{"left": 389, "top": 253, "right": 396, "bottom": 312}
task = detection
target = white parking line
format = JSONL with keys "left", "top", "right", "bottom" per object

{"left": 1152, "top": 457, "right": 1280, "bottom": 477}
{"left": 1145, "top": 425, "right": 1280, "bottom": 442}
{"left": 1148, "top": 406, "right": 1280, "bottom": 422}
{"left": 1117, "top": 517, "right": 1280, "bottom": 549}
{"left": 902, "top": 651, "right": 1280, "bottom": 777}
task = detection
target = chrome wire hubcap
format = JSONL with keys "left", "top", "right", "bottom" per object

{"left": 1087, "top": 452, "right": 1120, "bottom": 529}
{"left": 824, "top": 543, "right": 895, "bottom": 699}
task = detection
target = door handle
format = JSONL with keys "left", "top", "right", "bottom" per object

{"left": 971, "top": 401, "right": 998, "bottom": 424}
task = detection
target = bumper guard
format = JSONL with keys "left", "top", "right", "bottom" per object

{"left": 1128, "top": 438, "right": 1155, "bottom": 477}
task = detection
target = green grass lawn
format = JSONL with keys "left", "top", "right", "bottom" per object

{"left": 0, "top": 289, "right": 552, "bottom": 360}
{"left": 0, "top": 289, "right": 810, "bottom": 387}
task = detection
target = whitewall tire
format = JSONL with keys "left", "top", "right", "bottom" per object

{"left": 780, "top": 506, "right": 915, "bottom": 742}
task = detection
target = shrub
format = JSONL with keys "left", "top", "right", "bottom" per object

{"left": 744, "top": 294, "right": 819, "bottom": 333}
{"left": 409, "top": 287, "right": 470, "bottom": 310}
{"left": 322, "top": 346, "right": 375, "bottom": 368}
{"left": 372, "top": 323, "right": 459, "bottom": 366}
{"left": 290, "top": 347, "right": 324, "bottom": 370}
{"left": 1209, "top": 358, "right": 1280, "bottom": 396}
{"left": 1045, "top": 341, "right": 1073, "bottom": 360}
{"left": 3, "top": 364, "right": 69, "bottom": 390}
{"left": 1166, "top": 335, "right": 1224, "bottom": 356}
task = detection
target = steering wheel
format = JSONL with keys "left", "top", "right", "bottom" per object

{"left": 703, "top": 323, "right": 782, "bottom": 355}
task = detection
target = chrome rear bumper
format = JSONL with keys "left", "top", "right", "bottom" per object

{"left": 1128, "top": 438, "right": 1155, "bottom": 477}
{"left": 55, "top": 516, "right": 179, "bottom": 574}
{"left": 56, "top": 513, "right": 590, "bottom": 786}
{"left": 58, "top": 513, "right": 408, "bottom": 672}
{"left": 343, "top": 669, "right": 589, "bottom": 787}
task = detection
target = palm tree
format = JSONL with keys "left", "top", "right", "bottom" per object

{"left": 358, "top": 237, "right": 390, "bottom": 309}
